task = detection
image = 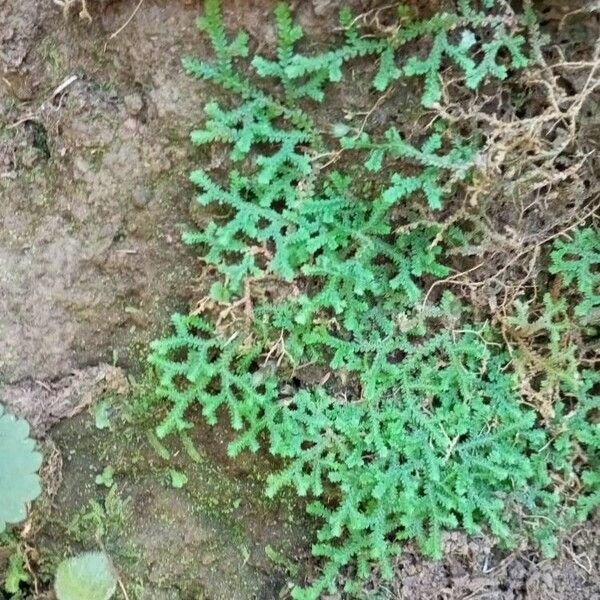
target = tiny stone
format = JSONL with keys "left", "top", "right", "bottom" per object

{"left": 149, "top": 154, "right": 171, "bottom": 174}
{"left": 200, "top": 553, "right": 216, "bottom": 566}
{"left": 21, "top": 147, "right": 39, "bottom": 168}
{"left": 132, "top": 185, "right": 152, "bottom": 208}
{"left": 123, "top": 117, "right": 138, "bottom": 132}
{"left": 124, "top": 92, "right": 144, "bottom": 116}
{"left": 73, "top": 156, "right": 92, "bottom": 174}
{"left": 541, "top": 572, "right": 555, "bottom": 589}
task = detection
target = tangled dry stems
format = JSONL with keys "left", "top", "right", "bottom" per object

{"left": 427, "top": 7, "right": 600, "bottom": 314}
{"left": 417, "top": 3, "right": 600, "bottom": 438}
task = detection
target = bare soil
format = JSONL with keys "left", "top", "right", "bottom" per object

{"left": 0, "top": 0, "right": 598, "bottom": 598}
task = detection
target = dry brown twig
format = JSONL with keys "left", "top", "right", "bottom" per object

{"left": 106, "top": 0, "right": 146, "bottom": 42}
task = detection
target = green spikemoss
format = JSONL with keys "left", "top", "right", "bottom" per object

{"left": 550, "top": 228, "right": 600, "bottom": 320}
{"left": 149, "top": 1, "right": 598, "bottom": 597}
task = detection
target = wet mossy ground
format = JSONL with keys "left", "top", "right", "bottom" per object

{"left": 31, "top": 385, "right": 312, "bottom": 599}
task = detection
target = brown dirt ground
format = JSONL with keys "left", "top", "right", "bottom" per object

{"left": 0, "top": 0, "right": 598, "bottom": 598}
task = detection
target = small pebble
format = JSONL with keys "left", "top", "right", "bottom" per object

{"left": 123, "top": 117, "right": 138, "bottom": 132}
{"left": 124, "top": 92, "right": 144, "bottom": 116}
{"left": 132, "top": 185, "right": 152, "bottom": 208}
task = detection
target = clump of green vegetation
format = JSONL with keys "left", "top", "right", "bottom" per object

{"left": 3, "top": 547, "right": 31, "bottom": 595}
{"left": 549, "top": 228, "right": 600, "bottom": 320}
{"left": 66, "top": 487, "right": 130, "bottom": 543}
{"left": 148, "top": 1, "right": 600, "bottom": 597}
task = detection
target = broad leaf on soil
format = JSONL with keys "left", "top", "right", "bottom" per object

{"left": 0, "top": 403, "right": 43, "bottom": 532}
{"left": 54, "top": 551, "right": 117, "bottom": 600}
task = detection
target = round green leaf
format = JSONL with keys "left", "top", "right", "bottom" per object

{"left": 0, "top": 403, "right": 43, "bottom": 532}
{"left": 55, "top": 552, "right": 117, "bottom": 600}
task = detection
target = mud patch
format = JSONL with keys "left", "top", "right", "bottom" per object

{"left": 0, "top": 0, "right": 41, "bottom": 71}
{"left": 31, "top": 405, "right": 311, "bottom": 600}
{"left": 1, "top": 0, "right": 205, "bottom": 384}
